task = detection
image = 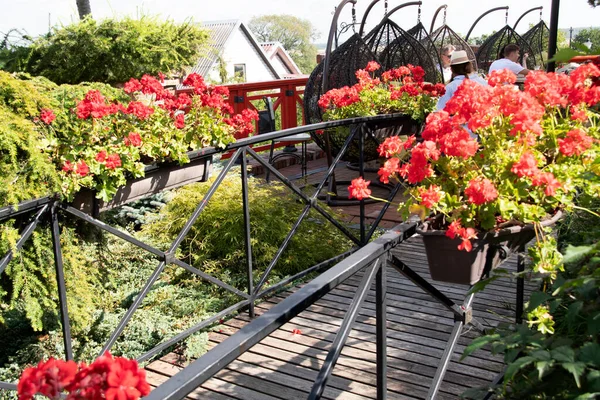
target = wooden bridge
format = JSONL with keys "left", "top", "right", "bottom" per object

{"left": 144, "top": 152, "right": 535, "bottom": 399}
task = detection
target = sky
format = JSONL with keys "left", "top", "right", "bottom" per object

{"left": 1, "top": 0, "right": 599, "bottom": 44}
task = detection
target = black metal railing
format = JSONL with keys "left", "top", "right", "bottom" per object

{"left": 145, "top": 220, "right": 419, "bottom": 400}
{"left": 0, "top": 113, "right": 410, "bottom": 394}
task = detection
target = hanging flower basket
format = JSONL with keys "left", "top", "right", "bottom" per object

{"left": 71, "top": 152, "right": 212, "bottom": 214}
{"left": 417, "top": 211, "right": 563, "bottom": 285}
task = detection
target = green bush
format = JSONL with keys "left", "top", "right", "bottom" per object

{"left": 0, "top": 174, "right": 354, "bottom": 386}
{"left": 1, "top": 16, "right": 209, "bottom": 85}
{"left": 462, "top": 208, "right": 600, "bottom": 399}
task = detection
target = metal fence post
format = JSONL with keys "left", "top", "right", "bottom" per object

{"left": 240, "top": 149, "right": 255, "bottom": 318}
{"left": 376, "top": 255, "right": 387, "bottom": 400}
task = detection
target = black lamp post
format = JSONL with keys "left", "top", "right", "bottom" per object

{"left": 547, "top": 0, "right": 560, "bottom": 72}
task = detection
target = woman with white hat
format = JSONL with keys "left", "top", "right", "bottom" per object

{"left": 436, "top": 50, "right": 487, "bottom": 111}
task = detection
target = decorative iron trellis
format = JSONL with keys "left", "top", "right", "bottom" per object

{"left": 0, "top": 114, "right": 407, "bottom": 393}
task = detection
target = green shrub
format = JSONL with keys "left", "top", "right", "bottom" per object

{"left": 462, "top": 208, "right": 600, "bottom": 399}
{"left": 1, "top": 16, "right": 209, "bottom": 85}
{"left": 0, "top": 174, "right": 354, "bottom": 385}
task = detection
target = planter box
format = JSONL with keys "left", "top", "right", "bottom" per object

{"left": 71, "top": 153, "right": 212, "bottom": 215}
{"left": 417, "top": 212, "right": 562, "bottom": 285}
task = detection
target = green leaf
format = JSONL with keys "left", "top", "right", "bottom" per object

{"left": 461, "top": 334, "right": 499, "bottom": 360}
{"left": 552, "top": 346, "right": 576, "bottom": 363}
{"left": 573, "top": 393, "right": 600, "bottom": 400}
{"left": 567, "top": 301, "right": 584, "bottom": 326}
{"left": 526, "top": 291, "right": 552, "bottom": 312}
{"left": 535, "top": 360, "right": 554, "bottom": 380}
{"left": 505, "top": 356, "right": 536, "bottom": 380}
{"left": 548, "top": 48, "right": 584, "bottom": 63}
{"left": 563, "top": 245, "right": 595, "bottom": 265}
{"left": 579, "top": 343, "right": 600, "bottom": 367}
{"left": 562, "top": 362, "right": 586, "bottom": 388}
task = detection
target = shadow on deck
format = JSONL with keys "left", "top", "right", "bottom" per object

{"left": 144, "top": 150, "right": 535, "bottom": 399}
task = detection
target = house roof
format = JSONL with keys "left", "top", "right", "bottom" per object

{"left": 259, "top": 41, "right": 303, "bottom": 76}
{"left": 190, "top": 20, "right": 280, "bottom": 80}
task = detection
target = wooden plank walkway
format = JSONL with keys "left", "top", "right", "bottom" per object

{"left": 145, "top": 236, "right": 536, "bottom": 399}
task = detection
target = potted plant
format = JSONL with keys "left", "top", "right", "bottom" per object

{"left": 36, "top": 73, "right": 258, "bottom": 213}
{"left": 316, "top": 61, "right": 446, "bottom": 163}
{"left": 349, "top": 65, "right": 600, "bottom": 285}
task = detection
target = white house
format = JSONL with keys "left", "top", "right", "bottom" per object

{"left": 259, "top": 42, "right": 305, "bottom": 78}
{"left": 189, "top": 20, "right": 281, "bottom": 83}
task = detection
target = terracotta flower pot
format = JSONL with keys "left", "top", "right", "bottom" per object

{"left": 416, "top": 211, "right": 563, "bottom": 285}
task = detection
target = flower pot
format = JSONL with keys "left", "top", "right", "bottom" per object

{"left": 313, "top": 114, "right": 424, "bottom": 163}
{"left": 71, "top": 153, "right": 213, "bottom": 215}
{"left": 416, "top": 211, "right": 563, "bottom": 285}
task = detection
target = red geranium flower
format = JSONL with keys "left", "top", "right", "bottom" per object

{"left": 464, "top": 178, "right": 498, "bottom": 205}
{"left": 40, "top": 108, "right": 56, "bottom": 125}
{"left": 105, "top": 154, "right": 122, "bottom": 170}
{"left": 419, "top": 185, "right": 442, "bottom": 209}
{"left": 124, "top": 132, "right": 142, "bottom": 147}
{"left": 95, "top": 150, "right": 108, "bottom": 163}
{"left": 174, "top": 114, "right": 185, "bottom": 129}
{"left": 558, "top": 129, "right": 594, "bottom": 156}
{"left": 75, "top": 161, "right": 89, "bottom": 177}
{"left": 348, "top": 177, "right": 371, "bottom": 200}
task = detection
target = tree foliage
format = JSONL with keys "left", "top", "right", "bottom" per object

{"left": 248, "top": 14, "right": 319, "bottom": 74}
{"left": 574, "top": 28, "right": 600, "bottom": 53}
{"left": 0, "top": 16, "right": 209, "bottom": 85}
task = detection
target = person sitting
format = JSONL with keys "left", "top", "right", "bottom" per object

{"left": 488, "top": 43, "right": 530, "bottom": 76}
{"left": 437, "top": 50, "right": 488, "bottom": 111}
{"left": 438, "top": 44, "right": 456, "bottom": 84}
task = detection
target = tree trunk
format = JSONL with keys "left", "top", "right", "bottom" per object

{"left": 76, "top": 0, "right": 92, "bottom": 20}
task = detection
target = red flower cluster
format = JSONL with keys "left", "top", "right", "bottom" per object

{"left": 418, "top": 185, "right": 442, "bottom": 208}
{"left": 18, "top": 353, "right": 150, "bottom": 400}
{"left": 318, "top": 62, "right": 441, "bottom": 113}
{"left": 558, "top": 128, "right": 594, "bottom": 156}
{"left": 124, "top": 132, "right": 142, "bottom": 147}
{"left": 445, "top": 220, "right": 478, "bottom": 252}
{"left": 348, "top": 177, "right": 372, "bottom": 200}
{"left": 317, "top": 86, "right": 361, "bottom": 110}
{"left": 95, "top": 151, "right": 122, "bottom": 170}
{"left": 40, "top": 108, "right": 56, "bottom": 125}
{"left": 62, "top": 160, "right": 89, "bottom": 177}
{"left": 464, "top": 178, "right": 499, "bottom": 205}
{"left": 224, "top": 109, "right": 260, "bottom": 138}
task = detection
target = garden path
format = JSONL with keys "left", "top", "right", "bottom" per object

{"left": 145, "top": 149, "right": 536, "bottom": 399}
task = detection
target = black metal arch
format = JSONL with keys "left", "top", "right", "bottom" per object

{"left": 465, "top": 6, "right": 509, "bottom": 42}
{"left": 513, "top": 6, "right": 543, "bottom": 31}
{"left": 429, "top": 4, "right": 447, "bottom": 34}
{"left": 430, "top": 24, "right": 478, "bottom": 71}
{"left": 365, "top": 17, "right": 439, "bottom": 83}
{"left": 521, "top": 20, "right": 550, "bottom": 68}
{"left": 475, "top": 25, "right": 539, "bottom": 73}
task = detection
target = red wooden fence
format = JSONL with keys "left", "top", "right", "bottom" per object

{"left": 177, "top": 77, "right": 309, "bottom": 158}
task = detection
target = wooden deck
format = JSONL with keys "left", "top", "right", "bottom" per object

{"left": 144, "top": 151, "right": 536, "bottom": 399}
{"left": 146, "top": 239, "right": 535, "bottom": 399}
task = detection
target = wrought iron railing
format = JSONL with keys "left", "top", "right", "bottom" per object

{"left": 0, "top": 113, "right": 408, "bottom": 394}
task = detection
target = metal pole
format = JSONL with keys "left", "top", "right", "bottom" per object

{"left": 516, "top": 247, "right": 525, "bottom": 324}
{"left": 429, "top": 4, "right": 448, "bottom": 34}
{"left": 308, "top": 261, "right": 380, "bottom": 400}
{"left": 376, "top": 258, "right": 387, "bottom": 400}
{"left": 50, "top": 202, "right": 73, "bottom": 361}
{"left": 359, "top": 125, "right": 366, "bottom": 245}
{"left": 240, "top": 149, "right": 255, "bottom": 318}
{"left": 465, "top": 6, "right": 509, "bottom": 42}
{"left": 547, "top": 0, "right": 560, "bottom": 72}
